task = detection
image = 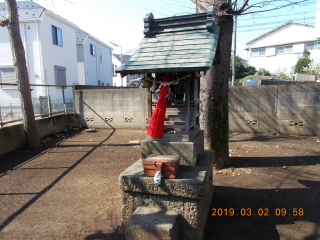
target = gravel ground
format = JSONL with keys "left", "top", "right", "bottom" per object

{"left": 0, "top": 130, "right": 319, "bottom": 240}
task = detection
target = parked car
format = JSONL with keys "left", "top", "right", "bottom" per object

{"left": 241, "top": 78, "right": 287, "bottom": 86}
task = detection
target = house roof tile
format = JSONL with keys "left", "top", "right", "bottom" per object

{"left": 76, "top": 29, "right": 113, "bottom": 50}
{"left": 76, "top": 29, "right": 88, "bottom": 43}
{"left": 246, "top": 21, "right": 315, "bottom": 46}
{"left": 0, "top": 1, "right": 44, "bottom": 20}
{"left": 0, "top": 1, "right": 78, "bottom": 28}
{"left": 113, "top": 54, "right": 132, "bottom": 63}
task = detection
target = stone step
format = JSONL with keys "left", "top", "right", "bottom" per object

{"left": 164, "top": 121, "right": 188, "bottom": 125}
{"left": 159, "top": 106, "right": 195, "bottom": 110}
{"left": 152, "top": 101, "right": 197, "bottom": 106}
{"left": 125, "top": 207, "right": 179, "bottom": 240}
{"left": 144, "top": 126, "right": 200, "bottom": 142}
{"left": 165, "top": 113, "right": 195, "bottom": 118}
{"left": 165, "top": 109, "right": 196, "bottom": 114}
{"left": 165, "top": 117, "right": 193, "bottom": 121}
{"left": 163, "top": 123, "right": 194, "bottom": 129}
{"left": 165, "top": 112, "right": 197, "bottom": 118}
{"left": 165, "top": 114, "right": 187, "bottom": 118}
{"left": 168, "top": 103, "right": 195, "bottom": 106}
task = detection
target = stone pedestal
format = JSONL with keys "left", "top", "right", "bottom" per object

{"left": 141, "top": 130, "right": 204, "bottom": 170}
{"left": 119, "top": 150, "right": 214, "bottom": 240}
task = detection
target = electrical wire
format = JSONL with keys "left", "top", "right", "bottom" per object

{"left": 238, "top": 17, "right": 315, "bottom": 28}
{"left": 237, "top": 19, "right": 315, "bottom": 32}
{"left": 237, "top": 11, "right": 315, "bottom": 21}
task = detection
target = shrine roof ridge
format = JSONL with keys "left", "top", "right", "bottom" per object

{"left": 116, "top": 7, "right": 220, "bottom": 76}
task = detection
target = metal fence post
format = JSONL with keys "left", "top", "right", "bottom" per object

{"left": 62, "top": 86, "right": 68, "bottom": 128}
{"left": 0, "top": 103, "right": 2, "bottom": 127}
{"left": 72, "top": 85, "right": 76, "bottom": 113}
{"left": 10, "top": 103, "right": 13, "bottom": 120}
{"left": 47, "top": 86, "right": 51, "bottom": 116}
{"left": 62, "top": 86, "right": 66, "bottom": 114}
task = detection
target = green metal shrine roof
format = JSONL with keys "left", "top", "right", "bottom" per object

{"left": 116, "top": 7, "right": 220, "bottom": 77}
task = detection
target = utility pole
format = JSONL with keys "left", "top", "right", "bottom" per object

{"left": 232, "top": 15, "right": 237, "bottom": 86}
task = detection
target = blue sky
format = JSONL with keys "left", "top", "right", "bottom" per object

{"left": 0, "top": 0, "right": 318, "bottom": 59}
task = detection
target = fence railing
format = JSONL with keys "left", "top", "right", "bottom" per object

{"left": 0, "top": 83, "right": 75, "bottom": 126}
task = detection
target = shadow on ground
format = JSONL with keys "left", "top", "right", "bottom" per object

{"left": 228, "top": 133, "right": 301, "bottom": 143}
{"left": 232, "top": 156, "right": 320, "bottom": 168}
{"left": 204, "top": 156, "right": 320, "bottom": 240}
{"left": 0, "top": 129, "right": 115, "bottom": 232}
{"left": 0, "top": 130, "right": 82, "bottom": 177}
{"left": 84, "top": 230, "right": 125, "bottom": 240}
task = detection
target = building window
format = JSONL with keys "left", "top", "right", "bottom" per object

{"left": 54, "top": 65, "right": 66, "bottom": 86}
{"left": 90, "top": 44, "right": 96, "bottom": 56}
{"left": 276, "top": 45, "right": 293, "bottom": 55}
{"left": 100, "top": 48, "right": 102, "bottom": 63}
{"left": 113, "top": 65, "right": 117, "bottom": 76}
{"left": 305, "top": 41, "right": 320, "bottom": 51}
{"left": 251, "top": 48, "right": 266, "bottom": 57}
{"left": 52, "top": 26, "right": 63, "bottom": 46}
{"left": 0, "top": 68, "right": 17, "bottom": 89}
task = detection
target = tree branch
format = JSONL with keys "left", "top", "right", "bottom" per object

{"left": 239, "top": 0, "right": 311, "bottom": 16}
{"left": 192, "top": 0, "right": 314, "bottom": 17}
{"left": 0, "top": 18, "right": 7, "bottom": 27}
{"left": 232, "top": 0, "right": 249, "bottom": 15}
{"left": 225, "top": 0, "right": 234, "bottom": 12}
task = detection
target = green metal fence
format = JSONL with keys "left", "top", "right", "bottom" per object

{"left": 0, "top": 83, "right": 75, "bottom": 126}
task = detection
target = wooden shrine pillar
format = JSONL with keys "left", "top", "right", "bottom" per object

{"left": 184, "top": 78, "right": 190, "bottom": 130}
{"left": 147, "top": 76, "right": 153, "bottom": 124}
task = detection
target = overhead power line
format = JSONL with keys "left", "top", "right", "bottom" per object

{"left": 238, "top": 17, "right": 315, "bottom": 28}
{"left": 238, "top": 11, "right": 315, "bottom": 21}
{"left": 237, "top": 20, "right": 315, "bottom": 33}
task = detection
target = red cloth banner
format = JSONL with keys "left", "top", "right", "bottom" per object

{"left": 147, "top": 75, "right": 171, "bottom": 138}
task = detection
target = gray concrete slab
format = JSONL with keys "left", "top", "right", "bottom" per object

{"left": 125, "top": 207, "right": 179, "bottom": 240}
{"left": 140, "top": 130, "right": 204, "bottom": 169}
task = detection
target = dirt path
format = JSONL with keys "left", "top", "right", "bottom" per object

{"left": 0, "top": 129, "right": 146, "bottom": 240}
{"left": 0, "top": 130, "right": 319, "bottom": 239}
{"left": 205, "top": 133, "right": 320, "bottom": 240}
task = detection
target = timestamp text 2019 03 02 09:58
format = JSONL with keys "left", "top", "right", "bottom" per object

{"left": 212, "top": 208, "right": 304, "bottom": 217}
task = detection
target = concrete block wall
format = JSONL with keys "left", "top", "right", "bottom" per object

{"left": 229, "top": 83, "right": 320, "bottom": 136}
{"left": 0, "top": 114, "right": 74, "bottom": 156}
{"left": 75, "top": 88, "right": 148, "bottom": 129}
{"left": 0, "top": 124, "right": 25, "bottom": 157}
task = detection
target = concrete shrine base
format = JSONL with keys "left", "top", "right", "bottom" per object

{"left": 118, "top": 150, "right": 214, "bottom": 240}
{"left": 140, "top": 130, "right": 205, "bottom": 170}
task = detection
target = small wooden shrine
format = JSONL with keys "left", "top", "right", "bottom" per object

{"left": 116, "top": 7, "right": 220, "bottom": 240}
{"left": 117, "top": 7, "right": 219, "bottom": 142}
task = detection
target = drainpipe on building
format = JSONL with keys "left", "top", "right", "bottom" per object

{"left": 96, "top": 42, "right": 100, "bottom": 85}
{"left": 23, "top": 24, "right": 31, "bottom": 82}
{"left": 35, "top": 21, "right": 43, "bottom": 84}
{"left": 99, "top": 45, "right": 102, "bottom": 85}
{"left": 316, "top": 0, "right": 320, "bottom": 38}
{"left": 83, "top": 34, "right": 88, "bottom": 85}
